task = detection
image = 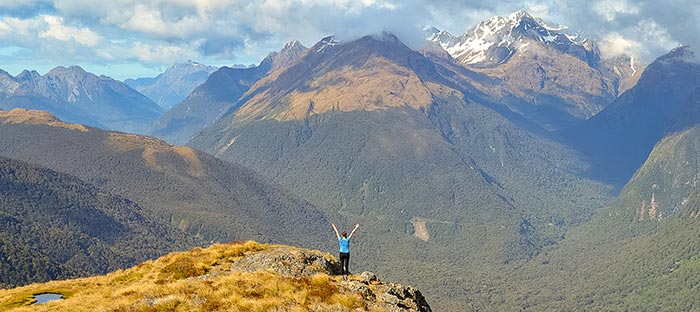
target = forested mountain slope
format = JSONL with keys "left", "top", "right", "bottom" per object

{"left": 0, "top": 155, "right": 198, "bottom": 288}
{"left": 0, "top": 108, "right": 330, "bottom": 250}
{"left": 564, "top": 46, "right": 700, "bottom": 185}
{"left": 481, "top": 51, "right": 700, "bottom": 312}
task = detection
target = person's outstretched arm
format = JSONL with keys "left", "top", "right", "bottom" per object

{"left": 348, "top": 223, "right": 360, "bottom": 238}
{"left": 331, "top": 223, "right": 340, "bottom": 239}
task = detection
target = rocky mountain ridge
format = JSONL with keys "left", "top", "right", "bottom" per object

{"left": 425, "top": 10, "right": 640, "bottom": 129}
{"left": 228, "top": 32, "right": 457, "bottom": 122}
{"left": 149, "top": 40, "right": 308, "bottom": 144}
{"left": 0, "top": 65, "right": 162, "bottom": 134}
{"left": 427, "top": 10, "right": 593, "bottom": 67}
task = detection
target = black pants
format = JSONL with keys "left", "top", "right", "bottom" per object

{"left": 339, "top": 252, "right": 350, "bottom": 275}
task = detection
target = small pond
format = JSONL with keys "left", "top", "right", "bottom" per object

{"left": 32, "top": 293, "right": 64, "bottom": 304}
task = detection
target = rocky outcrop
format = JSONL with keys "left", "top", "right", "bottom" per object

{"left": 230, "top": 246, "right": 341, "bottom": 277}
{"left": 341, "top": 273, "right": 432, "bottom": 312}
{"left": 230, "top": 246, "right": 432, "bottom": 312}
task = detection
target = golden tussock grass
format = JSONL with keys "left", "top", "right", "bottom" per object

{"left": 0, "top": 108, "right": 89, "bottom": 132}
{"left": 105, "top": 131, "right": 206, "bottom": 178}
{"left": 0, "top": 241, "right": 367, "bottom": 312}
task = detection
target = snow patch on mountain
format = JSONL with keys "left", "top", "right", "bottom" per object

{"left": 426, "top": 10, "right": 590, "bottom": 67}
{"left": 316, "top": 36, "right": 340, "bottom": 53}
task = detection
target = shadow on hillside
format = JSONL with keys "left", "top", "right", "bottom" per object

{"left": 553, "top": 86, "right": 700, "bottom": 189}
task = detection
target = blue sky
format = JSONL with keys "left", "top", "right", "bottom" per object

{"left": 0, "top": 0, "right": 695, "bottom": 80}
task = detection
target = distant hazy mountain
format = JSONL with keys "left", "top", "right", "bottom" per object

{"left": 189, "top": 33, "right": 611, "bottom": 311}
{"left": 150, "top": 41, "right": 307, "bottom": 144}
{"left": 125, "top": 61, "right": 218, "bottom": 110}
{"left": 0, "top": 108, "right": 330, "bottom": 248}
{"left": 565, "top": 46, "right": 700, "bottom": 185}
{"left": 0, "top": 66, "right": 162, "bottom": 134}
{"left": 0, "top": 154, "right": 198, "bottom": 288}
{"left": 426, "top": 11, "right": 640, "bottom": 130}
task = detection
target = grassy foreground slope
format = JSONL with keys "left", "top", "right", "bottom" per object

{"left": 0, "top": 241, "right": 430, "bottom": 312}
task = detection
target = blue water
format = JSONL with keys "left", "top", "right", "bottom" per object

{"left": 32, "top": 293, "right": 63, "bottom": 304}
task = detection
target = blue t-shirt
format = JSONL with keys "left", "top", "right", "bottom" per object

{"left": 338, "top": 237, "right": 350, "bottom": 253}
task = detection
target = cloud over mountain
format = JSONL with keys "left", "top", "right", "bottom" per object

{"left": 0, "top": 0, "right": 695, "bottom": 79}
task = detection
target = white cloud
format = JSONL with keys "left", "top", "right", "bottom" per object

{"left": 118, "top": 3, "right": 214, "bottom": 39}
{"left": 592, "top": 0, "right": 640, "bottom": 21}
{"left": 0, "top": 17, "right": 43, "bottom": 39}
{"left": 636, "top": 19, "right": 678, "bottom": 51}
{"left": 525, "top": 2, "right": 552, "bottom": 20}
{"left": 127, "top": 41, "right": 201, "bottom": 63}
{"left": 598, "top": 18, "right": 680, "bottom": 62}
{"left": 39, "top": 15, "right": 102, "bottom": 46}
{"left": 0, "top": 15, "right": 101, "bottom": 47}
{"left": 599, "top": 32, "right": 641, "bottom": 58}
{"left": 0, "top": 0, "right": 698, "bottom": 78}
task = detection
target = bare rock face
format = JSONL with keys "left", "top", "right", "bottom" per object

{"left": 230, "top": 246, "right": 341, "bottom": 277}
{"left": 229, "top": 246, "right": 432, "bottom": 311}
{"left": 341, "top": 278, "right": 432, "bottom": 312}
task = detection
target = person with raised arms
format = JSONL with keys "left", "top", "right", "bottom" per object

{"left": 331, "top": 223, "right": 359, "bottom": 279}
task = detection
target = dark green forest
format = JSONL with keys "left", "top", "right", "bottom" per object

{"left": 0, "top": 156, "right": 198, "bottom": 287}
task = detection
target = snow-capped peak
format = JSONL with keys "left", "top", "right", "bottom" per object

{"left": 427, "top": 11, "right": 589, "bottom": 67}
{"left": 316, "top": 36, "right": 340, "bottom": 53}
{"left": 283, "top": 40, "right": 303, "bottom": 50}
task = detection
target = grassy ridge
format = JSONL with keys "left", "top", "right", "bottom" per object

{"left": 0, "top": 242, "right": 376, "bottom": 312}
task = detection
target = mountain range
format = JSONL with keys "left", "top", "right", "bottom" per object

{"left": 457, "top": 46, "right": 700, "bottom": 311}
{"left": 0, "top": 108, "right": 332, "bottom": 252}
{"left": 3, "top": 9, "right": 700, "bottom": 312}
{"left": 187, "top": 29, "right": 613, "bottom": 310}
{"left": 149, "top": 40, "right": 308, "bottom": 144}
{"left": 426, "top": 10, "right": 640, "bottom": 130}
{"left": 0, "top": 66, "right": 162, "bottom": 134}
